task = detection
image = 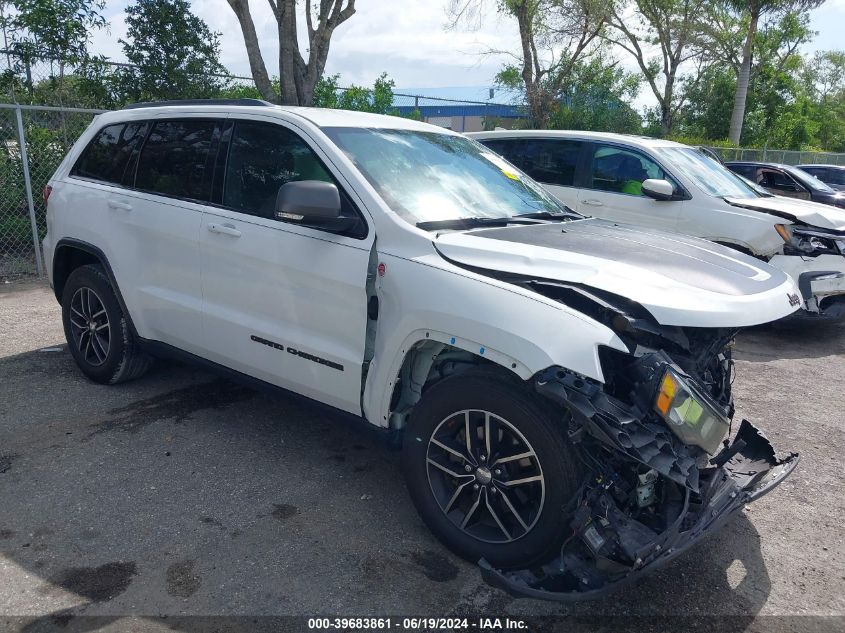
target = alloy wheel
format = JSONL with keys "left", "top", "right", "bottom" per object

{"left": 68, "top": 286, "right": 111, "bottom": 367}
{"left": 426, "top": 409, "right": 545, "bottom": 544}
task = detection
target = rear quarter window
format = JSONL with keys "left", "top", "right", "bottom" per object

{"left": 70, "top": 122, "right": 148, "bottom": 185}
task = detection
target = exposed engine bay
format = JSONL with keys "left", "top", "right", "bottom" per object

{"left": 479, "top": 277, "right": 799, "bottom": 600}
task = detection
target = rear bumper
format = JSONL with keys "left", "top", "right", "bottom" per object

{"left": 479, "top": 419, "right": 799, "bottom": 602}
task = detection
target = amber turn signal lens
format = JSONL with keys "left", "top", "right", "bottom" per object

{"left": 655, "top": 371, "right": 677, "bottom": 416}
{"left": 774, "top": 224, "right": 792, "bottom": 242}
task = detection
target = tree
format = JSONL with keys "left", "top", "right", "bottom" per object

{"left": 0, "top": 0, "right": 105, "bottom": 62}
{"left": 0, "top": 0, "right": 106, "bottom": 100}
{"left": 119, "top": 0, "right": 227, "bottom": 102}
{"left": 604, "top": 0, "right": 711, "bottom": 136}
{"left": 725, "top": 0, "right": 823, "bottom": 144}
{"left": 496, "top": 50, "right": 642, "bottom": 132}
{"left": 226, "top": 0, "right": 356, "bottom": 106}
{"left": 313, "top": 72, "right": 396, "bottom": 114}
{"left": 449, "top": 0, "right": 609, "bottom": 127}
{"left": 801, "top": 51, "right": 845, "bottom": 150}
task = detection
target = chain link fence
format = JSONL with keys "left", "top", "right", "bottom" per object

{"left": 706, "top": 146, "right": 845, "bottom": 166}
{"left": 389, "top": 93, "right": 524, "bottom": 133}
{"left": 0, "top": 50, "right": 524, "bottom": 279}
{"left": 2, "top": 48, "right": 844, "bottom": 279}
{"left": 0, "top": 104, "right": 102, "bottom": 280}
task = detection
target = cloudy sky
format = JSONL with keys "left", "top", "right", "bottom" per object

{"left": 89, "top": 0, "right": 845, "bottom": 107}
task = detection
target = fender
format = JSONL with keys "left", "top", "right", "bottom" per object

{"left": 360, "top": 252, "right": 628, "bottom": 428}
{"left": 51, "top": 237, "right": 140, "bottom": 337}
{"left": 676, "top": 205, "right": 784, "bottom": 258}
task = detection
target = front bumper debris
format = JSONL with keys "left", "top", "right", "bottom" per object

{"left": 769, "top": 253, "right": 845, "bottom": 321}
{"left": 478, "top": 419, "right": 799, "bottom": 602}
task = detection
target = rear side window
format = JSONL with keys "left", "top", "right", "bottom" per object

{"left": 482, "top": 138, "right": 582, "bottom": 187}
{"left": 135, "top": 119, "right": 219, "bottom": 201}
{"left": 222, "top": 120, "right": 332, "bottom": 218}
{"left": 71, "top": 122, "right": 148, "bottom": 185}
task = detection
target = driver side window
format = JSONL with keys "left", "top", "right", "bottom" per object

{"left": 222, "top": 120, "right": 333, "bottom": 219}
{"left": 758, "top": 169, "right": 799, "bottom": 190}
{"left": 587, "top": 145, "right": 675, "bottom": 197}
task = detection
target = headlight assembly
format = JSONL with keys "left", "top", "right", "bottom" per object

{"left": 654, "top": 368, "right": 730, "bottom": 455}
{"left": 775, "top": 224, "right": 842, "bottom": 256}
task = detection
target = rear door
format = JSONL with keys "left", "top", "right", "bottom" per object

{"left": 67, "top": 116, "right": 219, "bottom": 354}
{"left": 479, "top": 137, "right": 584, "bottom": 210}
{"left": 576, "top": 142, "right": 683, "bottom": 229}
{"left": 120, "top": 116, "right": 222, "bottom": 353}
{"left": 198, "top": 116, "right": 372, "bottom": 414}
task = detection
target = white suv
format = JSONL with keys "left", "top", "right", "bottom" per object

{"left": 469, "top": 130, "right": 845, "bottom": 321}
{"left": 44, "top": 101, "right": 800, "bottom": 601}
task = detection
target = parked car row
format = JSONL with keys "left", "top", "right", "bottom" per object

{"left": 44, "top": 101, "right": 810, "bottom": 603}
{"left": 725, "top": 160, "right": 845, "bottom": 208}
{"left": 469, "top": 130, "right": 845, "bottom": 321}
{"left": 796, "top": 164, "right": 845, "bottom": 191}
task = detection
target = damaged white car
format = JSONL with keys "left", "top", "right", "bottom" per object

{"left": 470, "top": 130, "right": 845, "bottom": 322}
{"left": 44, "top": 103, "right": 800, "bottom": 601}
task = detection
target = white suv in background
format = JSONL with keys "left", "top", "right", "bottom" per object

{"left": 470, "top": 130, "right": 845, "bottom": 321}
{"left": 44, "top": 100, "right": 799, "bottom": 602}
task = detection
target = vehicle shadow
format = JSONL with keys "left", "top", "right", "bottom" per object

{"left": 734, "top": 321, "right": 845, "bottom": 362}
{"left": 0, "top": 348, "right": 788, "bottom": 630}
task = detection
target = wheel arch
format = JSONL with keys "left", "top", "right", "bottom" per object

{"left": 374, "top": 330, "right": 534, "bottom": 432}
{"left": 52, "top": 238, "right": 138, "bottom": 336}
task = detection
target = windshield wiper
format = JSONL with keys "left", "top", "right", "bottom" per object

{"left": 514, "top": 210, "right": 582, "bottom": 221}
{"left": 416, "top": 216, "right": 547, "bottom": 231}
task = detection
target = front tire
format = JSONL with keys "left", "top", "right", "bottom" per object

{"left": 402, "top": 370, "right": 581, "bottom": 569}
{"left": 61, "top": 264, "right": 152, "bottom": 384}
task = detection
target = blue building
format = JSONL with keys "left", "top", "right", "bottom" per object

{"left": 392, "top": 99, "right": 526, "bottom": 132}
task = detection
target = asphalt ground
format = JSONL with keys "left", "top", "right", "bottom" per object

{"left": 0, "top": 280, "right": 843, "bottom": 632}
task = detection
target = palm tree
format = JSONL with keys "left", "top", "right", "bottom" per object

{"left": 728, "top": 0, "right": 822, "bottom": 144}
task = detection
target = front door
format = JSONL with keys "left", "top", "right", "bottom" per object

{"left": 199, "top": 117, "right": 372, "bottom": 414}
{"left": 576, "top": 143, "right": 683, "bottom": 230}
{"left": 757, "top": 168, "right": 811, "bottom": 200}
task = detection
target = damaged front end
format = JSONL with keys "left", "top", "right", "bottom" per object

{"left": 480, "top": 281, "right": 799, "bottom": 601}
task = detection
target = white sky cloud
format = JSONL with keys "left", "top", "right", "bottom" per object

{"left": 88, "top": 0, "right": 844, "bottom": 110}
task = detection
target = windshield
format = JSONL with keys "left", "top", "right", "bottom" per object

{"left": 323, "top": 127, "right": 576, "bottom": 225}
{"left": 658, "top": 146, "right": 762, "bottom": 199}
{"left": 787, "top": 165, "right": 836, "bottom": 193}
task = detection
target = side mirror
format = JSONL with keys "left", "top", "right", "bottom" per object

{"left": 275, "top": 180, "right": 355, "bottom": 231}
{"left": 642, "top": 178, "right": 676, "bottom": 201}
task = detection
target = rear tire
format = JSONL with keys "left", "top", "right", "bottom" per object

{"left": 61, "top": 264, "right": 152, "bottom": 384}
{"left": 402, "top": 370, "right": 581, "bottom": 570}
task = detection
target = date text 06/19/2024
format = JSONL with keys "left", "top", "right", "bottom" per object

{"left": 307, "top": 618, "right": 528, "bottom": 630}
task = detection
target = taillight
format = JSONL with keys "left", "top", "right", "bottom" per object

{"left": 43, "top": 185, "right": 52, "bottom": 204}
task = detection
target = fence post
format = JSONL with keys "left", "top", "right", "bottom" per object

{"left": 15, "top": 105, "right": 44, "bottom": 276}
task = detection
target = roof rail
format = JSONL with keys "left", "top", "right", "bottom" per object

{"left": 123, "top": 98, "right": 275, "bottom": 110}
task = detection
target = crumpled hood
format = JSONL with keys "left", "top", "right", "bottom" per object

{"left": 724, "top": 195, "right": 845, "bottom": 230}
{"left": 434, "top": 219, "right": 800, "bottom": 328}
